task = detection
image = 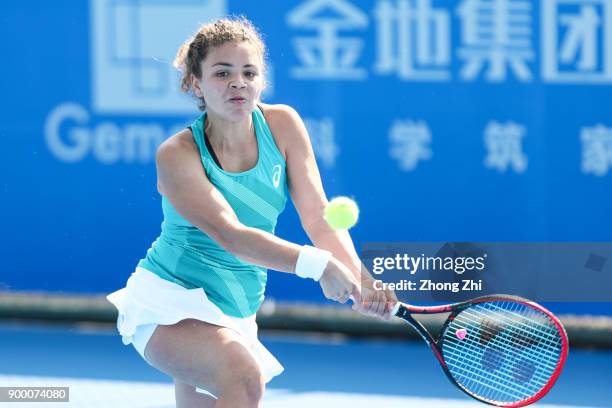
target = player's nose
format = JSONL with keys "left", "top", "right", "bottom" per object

{"left": 229, "top": 80, "right": 246, "bottom": 89}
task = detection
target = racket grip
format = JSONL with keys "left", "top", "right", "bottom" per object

{"left": 391, "top": 302, "right": 402, "bottom": 316}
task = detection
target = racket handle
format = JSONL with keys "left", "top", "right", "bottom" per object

{"left": 391, "top": 302, "right": 402, "bottom": 316}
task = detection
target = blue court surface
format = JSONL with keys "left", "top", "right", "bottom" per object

{"left": 0, "top": 322, "right": 610, "bottom": 407}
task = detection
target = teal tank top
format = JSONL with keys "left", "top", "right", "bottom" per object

{"left": 138, "top": 107, "right": 288, "bottom": 317}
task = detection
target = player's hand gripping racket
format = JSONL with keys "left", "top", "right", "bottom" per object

{"left": 391, "top": 295, "right": 568, "bottom": 407}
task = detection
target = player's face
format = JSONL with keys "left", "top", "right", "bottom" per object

{"left": 195, "top": 41, "right": 265, "bottom": 121}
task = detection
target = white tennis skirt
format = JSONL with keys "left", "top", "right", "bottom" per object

{"left": 106, "top": 267, "right": 284, "bottom": 389}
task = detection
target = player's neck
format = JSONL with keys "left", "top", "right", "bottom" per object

{"left": 205, "top": 111, "right": 254, "bottom": 150}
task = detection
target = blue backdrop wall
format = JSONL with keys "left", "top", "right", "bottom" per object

{"left": 1, "top": 1, "right": 610, "bottom": 309}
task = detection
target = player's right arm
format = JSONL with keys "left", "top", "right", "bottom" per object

{"left": 155, "top": 130, "right": 360, "bottom": 303}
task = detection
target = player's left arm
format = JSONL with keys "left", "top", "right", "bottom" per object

{"left": 263, "top": 104, "right": 396, "bottom": 318}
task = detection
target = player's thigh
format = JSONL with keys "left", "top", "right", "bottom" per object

{"left": 144, "top": 318, "right": 262, "bottom": 395}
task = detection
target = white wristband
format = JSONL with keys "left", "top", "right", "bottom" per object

{"left": 295, "top": 245, "right": 332, "bottom": 281}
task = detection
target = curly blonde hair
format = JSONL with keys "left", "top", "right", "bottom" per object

{"left": 173, "top": 17, "right": 267, "bottom": 111}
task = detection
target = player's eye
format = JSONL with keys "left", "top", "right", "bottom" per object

{"left": 244, "top": 70, "right": 257, "bottom": 79}
{"left": 215, "top": 71, "right": 229, "bottom": 78}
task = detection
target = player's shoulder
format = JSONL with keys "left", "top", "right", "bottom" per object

{"left": 259, "top": 103, "right": 303, "bottom": 128}
{"left": 259, "top": 103, "right": 307, "bottom": 142}
{"left": 259, "top": 103, "right": 309, "bottom": 157}
{"left": 156, "top": 127, "right": 199, "bottom": 166}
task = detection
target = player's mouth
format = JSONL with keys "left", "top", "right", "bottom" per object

{"left": 228, "top": 97, "right": 247, "bottom": 105}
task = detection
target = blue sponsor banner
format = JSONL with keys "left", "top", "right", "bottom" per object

{"left": 1, "top": 1, "right": 611, "bottom": 313}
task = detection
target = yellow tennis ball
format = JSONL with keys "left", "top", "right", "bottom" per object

{"left": 324, "top": 197, "right": 359, "bottom": 230}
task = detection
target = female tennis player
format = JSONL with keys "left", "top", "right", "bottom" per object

{"left": 107, "top": 17, "right": 396, "bottom": 408}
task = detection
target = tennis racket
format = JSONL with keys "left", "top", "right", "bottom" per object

{"left": 391, "top": 294, "right": 568, "bottom": 407}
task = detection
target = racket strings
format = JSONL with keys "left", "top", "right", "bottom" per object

{"left": 479, "top": 319, "right": 543, "bottom": 350}
{"left": 444, "top": 341, "right": 550, "bottom": 387}
{"left": 441, "top": 301, "right": 563, "bottom": 404}
{"left": 480, "top": 304, "right": 559, "bottom": 340}
{"left": 443, "top": 339, "right": 547, "bottom": 400}
{"left": 460, "top": 308, "right": 560, "bottom": 370}
{"left": 448, "top": 305, "right": 559, "bottom": 386}
{"left": 451, "top": 312, "right": 558, "bottom": 372}
{"left": 479, "top": 313, "right": 561, "bottom": 376}
{"left": 442, "top": 355, "right": 528, "bottom": 401}
{"left": 452, "top": 303, "right": 559, "bottom": 351}
{"left": 443, "top": 341, "right": 548, "bottom": 399}
{"left": 478, "top": 318, "right": 506, "bottom": 346}
{"left": 444, "top": 303, "right": 561, "bottom": 398}
{"left": 472, "top": 305, "right": 562, "bottom": 374}
{"left": 485, "top": 302, "right": 561, "bottom": 343}
{"left": 463, "top": 302, "right": 562, "bottom": 362}
{"left": 443, "top": 329, "right": 553, "bottom": 398}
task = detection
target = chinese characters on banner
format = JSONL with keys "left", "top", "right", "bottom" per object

{"left": 287, "top": 0, "right": 611, "bottom": 175}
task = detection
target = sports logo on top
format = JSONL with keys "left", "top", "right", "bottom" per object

{"left": 90, "top": 0, "right": 226, "bottom": 114}
{"left": 272, "top": 164, "right": 282, "bottom": 188}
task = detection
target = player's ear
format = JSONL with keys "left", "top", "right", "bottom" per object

{"left": 191, "top": 73, "right": 203, "bottom": 98}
